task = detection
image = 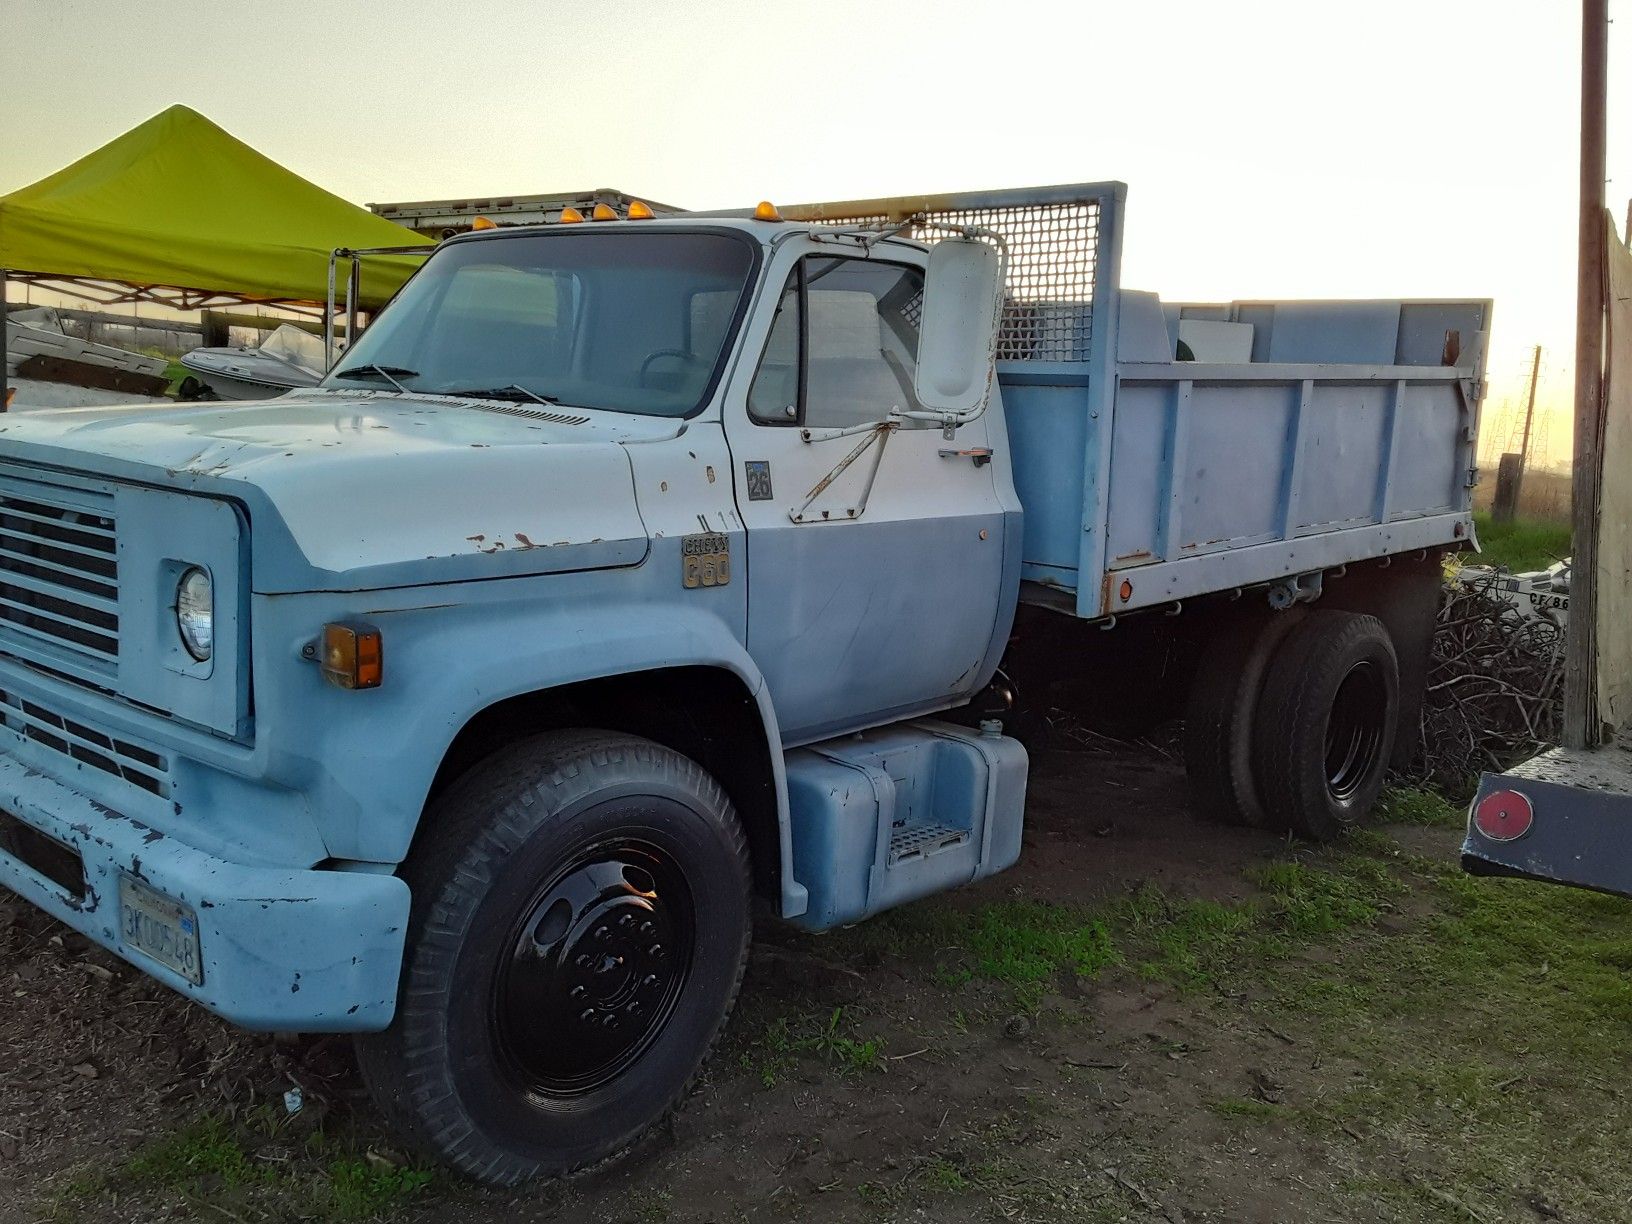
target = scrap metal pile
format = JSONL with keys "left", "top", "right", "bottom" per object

{"left": 1412, "top": 577, "right": 1565, "bottom": 793}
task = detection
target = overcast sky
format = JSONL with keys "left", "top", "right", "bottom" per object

{"left": 3, "top": 0, "right": 1628, "bottom": 463}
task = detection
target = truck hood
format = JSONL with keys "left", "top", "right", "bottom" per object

{"left": 0, "top": 389, "right": 666, "bottom": 593}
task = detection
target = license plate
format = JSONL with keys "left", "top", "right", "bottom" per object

{"left": 118, "top": 874, "right": 203, "bottom": 985}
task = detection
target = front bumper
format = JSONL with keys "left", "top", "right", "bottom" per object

{"left": 0, "top": 750, "right": 410, "bottom": 1031}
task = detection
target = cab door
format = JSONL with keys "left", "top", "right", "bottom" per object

{"left": 723, "top": 242, "right": 1013, "bottom": 744}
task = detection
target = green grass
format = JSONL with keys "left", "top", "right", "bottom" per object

{"left": 924, "top": 1157, "right": 969, "bottom": 1192}
{"left": 961, "top": 900, "right": 1119, "bottom": 995}
{"left": 1151, "top": 796, "right": 1632, "bottom": 1220}
{"left": 137, "top": 345, "right": 191, "bottom": 396}
{"left": 1122, "top": 886, "right": 1254, "bottom": 987}
{"left": 828, "top": 813, "right": 1425, "bottom": 1007}
{"left": 1210, "top": 1097, "right": 1291, "bottom": 1122}
{"left": 1375, "top": 786, "right": 1462, "bottom": 826}
{"left": 325, "top": 1160, "right": 435, "bottom": 1219}
{"left": 742, "top": 1006, "right": 883, "bottom": 1085}
{"left": 828, "top": 895, "right": 1119, "bottom": 1011}
{"left": 48, "top": 1113, "right": 435, "bottom": 1222}
{"left": 124, "top": 1116, "right": 272, "bottom": 1189}
{"left": 1471, "top": 511, "right": 1570, "bottom": 572}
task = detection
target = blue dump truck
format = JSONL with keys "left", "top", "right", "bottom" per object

{"left": 0, "top": 184, "right": 1489, "bottom": 1183}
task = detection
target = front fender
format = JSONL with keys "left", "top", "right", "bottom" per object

{"left": 251, "top": 573, "right": 808, "bottom": 919}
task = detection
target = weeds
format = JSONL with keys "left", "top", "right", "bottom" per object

{"left": 744, "top": 1006, "right": 882, "bottom": 1085}
{"left": 325, "top": 1160, "right": 435, "bottom": 1219}
{"left": 1210, "top": 1097, "right": 1290, "bottom": 1122}
{"left": 1123, "top": 886, "right": 1253, "bottom": 986}
{"left": 54, "top": 1114, "right": 435, "bottom": 1222}
{"left": 1470, "top": 512, "right": 1570, "bottom": 573}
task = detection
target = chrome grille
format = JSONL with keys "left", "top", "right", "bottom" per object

{"left": 0, "top": 687, "right": 169, "bottom": 797}
{"left": 0, "top": 485, "right": 119, "bottom": 666}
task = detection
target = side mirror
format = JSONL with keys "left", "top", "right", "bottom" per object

{"left": 913, "top": 237, "right": 1003, "bottom": 418}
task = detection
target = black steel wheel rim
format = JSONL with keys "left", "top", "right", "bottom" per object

{"left": 1325, "top": 660, "right": 1386, "bottom": 802}
{"left": 492, "top": 833, "right": 696, "bottom": 1097}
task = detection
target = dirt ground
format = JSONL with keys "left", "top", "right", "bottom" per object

{"left": 4, "top": 732, "right": 1630, "bottom": 1223}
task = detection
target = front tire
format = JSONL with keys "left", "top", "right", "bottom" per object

{"left": 356, "top": 730, "right": 752, "bottom": 1186}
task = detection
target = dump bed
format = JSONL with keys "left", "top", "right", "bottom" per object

{"left": 785, "top": 184, "right": 1489, "bottom": 620}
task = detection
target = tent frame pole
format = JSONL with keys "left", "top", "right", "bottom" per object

{"left": 1, "top": 268, "right": 9, "bottom": 413}
{"left": 346, "top": 258, "right": 362, "bottom": 357}
{"left": 325, "top": 250, "right": 339, "bottom": 369}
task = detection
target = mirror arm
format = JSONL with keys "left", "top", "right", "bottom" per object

{"left": 800, "top": 411, "right": 907, "bottom": 443}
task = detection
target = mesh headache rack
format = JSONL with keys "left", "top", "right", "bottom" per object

{"left": 774, "top": 182, "right": 1126, "bottom": 363}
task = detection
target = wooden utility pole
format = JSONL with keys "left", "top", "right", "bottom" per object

{"left": 1564, "top": 0, "right": 1609, "bottom": 749}
{"left": 1519, "top": 343, "right": 1543, "bottom": 474}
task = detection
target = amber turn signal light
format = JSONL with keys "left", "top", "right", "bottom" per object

{"left": 321, "top": 623, "right": 382, "bottom": 690}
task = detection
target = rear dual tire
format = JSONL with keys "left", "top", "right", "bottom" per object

{"left": 1182, "top": 609, "right": 1304, "bottom": 827}
{"left": 1184, "top": 609, "right": 1399, "bottom": 841}
{"left": 1252, "top": 611, "right": 1398, "bottom": 841}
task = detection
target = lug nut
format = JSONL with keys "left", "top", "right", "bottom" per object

{"left": 570, "top": 985, "right": 587, "bottom": 999}
{"left": 594, "top": 925, "right": 610, "bottom": 941}
{"left": 642, "top": 973, "right": 660, "bottom": 989}
{"left": 601, "top": 1014, "right": 619, "bottom": 1029}
{"left": 579, "top": 1009, "right": 596, "bottom": 1024}
{"left": 619, "top": 914, "right": 635, "bottom": 928}
{"left": 648, "top": 944, "right": 664, "bottom": 959}
{"left": 639, "top": 921, "right": 655, "bottom": 936}
{"left": 574, "top": 954, "right": 592, "bottom": 968}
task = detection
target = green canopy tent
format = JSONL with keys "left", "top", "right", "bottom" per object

{"left": 0, "top": 104, "right": 432, "bottom": 314}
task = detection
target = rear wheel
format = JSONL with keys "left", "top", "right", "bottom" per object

{"left": 356, "top": 730, "right": 752, "bottom": 1186}
{"left": 1182, "top": 609, "right": 1303, "bottom": 828}
{"left": 1251, "top": 611, "right": 1399, "bottom": 841}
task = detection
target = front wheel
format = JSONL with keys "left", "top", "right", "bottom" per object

{"left": 356, "top": 731, "right": 752, "bottom": 1186}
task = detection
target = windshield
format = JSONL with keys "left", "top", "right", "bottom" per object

{"left": 259, "top": 323, "right": 326, "bottom": 372}
{"left": 324, "top": 229, "right": 758, "bottom": 417}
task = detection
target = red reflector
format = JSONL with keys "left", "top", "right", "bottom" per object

{"left": 1474, "top": 789, "right": 1533, "bottom": 842}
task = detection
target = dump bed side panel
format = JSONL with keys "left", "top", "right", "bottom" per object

{"left": 1096, "top": 348, "right": 1482, "bottom": 618}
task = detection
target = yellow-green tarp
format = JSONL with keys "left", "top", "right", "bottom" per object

{"left": 0, "top": 105, "right": 432, "bottom": 308}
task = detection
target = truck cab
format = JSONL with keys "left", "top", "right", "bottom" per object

{"left": 0, "top": 209, "right": 1029, "bottom": 1184}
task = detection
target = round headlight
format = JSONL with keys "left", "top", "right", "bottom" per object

{"left": 176, "top": 567, "right": 213, "bottom": 662}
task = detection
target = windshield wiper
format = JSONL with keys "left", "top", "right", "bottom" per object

{"left": 333, "top": 364, "right": 418, "bottom": 393}
{"left": 446, "top": 384, "right": 561, "bottom": 406}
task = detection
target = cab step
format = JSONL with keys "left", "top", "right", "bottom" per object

{"left": 782, "top": 719, "right": 1028, "bottom": 931}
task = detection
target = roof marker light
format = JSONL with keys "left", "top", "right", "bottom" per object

{"left": 558, "top": 206, "right": 585, "bottom": 224}
{"left": 627, "top": 199, "right": 656, "bottom": 220}
{"left": 470, "top": 215, "right": 498, "bottom": 230}
{"left": 591, "top": 202, "right": 618, "bottom": 221}
{"left": 754, "top": 200, "right": 783, "bottom": 222}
